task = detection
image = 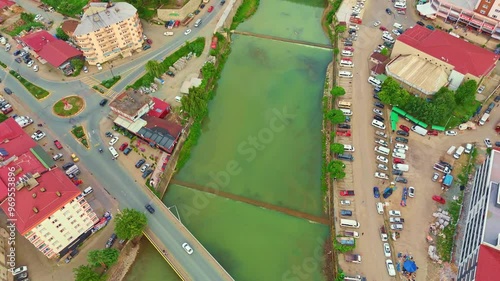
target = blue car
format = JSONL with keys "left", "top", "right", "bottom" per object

{"left": 373, "top": 186, "right": 380, "bottom": 198}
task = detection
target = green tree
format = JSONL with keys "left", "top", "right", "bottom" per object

{"left": 380, "top": 48, "right": 389, "bottom": 56}
{"left": 335, "top": 25, "right": 346, "bottom": 34}
{"left": 330, "top": 143, "right": 345, "bottom": 154}
{"left": 454, "top": 80, "right": 477, "bottom": 105}
{"left": 326, "top": 109, "right": 345, "bottom": 124}
{"left": 20, "top": 13, "right": 34, "bottom": 22}
{"left": 73, "top": 265, "right": 101, "bottom": 281}
{"left": 330, "top": 86, "right": 345, "bottom": 98}
{"left": 56, "top": 27, "right": 69, "bottom": 41}
{"left": 88, "top": 248, "right": 119, "bottom": 268}
{"left": 327, "top": 160, "right": 346, "bottom": 179}
{"left": 115, "top": 209, "right": 147, "bottom": 240}
{"left": 378, "top": 78, "right": 410, "bottom": 107}
{"left": 71, "top": 58, "right": 84, "bottom": 76}
{"left": 145, "top": 60, "right": 164, "bottom": 78}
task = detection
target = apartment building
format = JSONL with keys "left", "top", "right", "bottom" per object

{"left": 0, "top": 119, "right": 98, "bottom": 259}
{"left": 457, "top": 150, "right": 500, "bottom": 280}
{"left": 73, "top": 2, "right": 144, "bottom": 65}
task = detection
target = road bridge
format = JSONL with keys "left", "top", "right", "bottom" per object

{"left": 231, "top": 30, "right": 333, "bottom": 50}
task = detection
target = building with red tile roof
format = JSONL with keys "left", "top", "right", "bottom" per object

{"left": 0, "top": 120, "right": 97, "bottom": 259}
{"left": 148, "top": 97, "right": 171, "bottom": 119}
{"left": 0, "top": 0, "right": 14, "bottom": 10}
{"left": 474, "top": 244, "right": 500, "bottom": 281}
{"left": 20, "top": 30, "right": 83, "bottom": 68}
{"left": 392, "top": 25, "right": 498, "bottom": 80}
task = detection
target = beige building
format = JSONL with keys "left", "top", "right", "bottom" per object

{"left": 73, "top": 2, "right": 144, "bottom": 65}
{"left": 110, "top": 88, "right": 154, "bottom": 123}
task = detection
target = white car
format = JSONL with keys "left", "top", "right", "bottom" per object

{"left": 377, "top": 164, "right": 388, "bottom": 171}
{"left": 375, "top": 172, "right": 389, "bottom": 180}
{"left": 392, "top": 29, "right": 401, "bottom": 36}
{"left": 390, "top": 217, "right": 404, "bottom": 223}
{"left": 340, "top": 200, "right": 351, "bottom": 206}
{"left": 390, "top": 224, "right": 403, "bottom": 230}
{"left": 408, "top": 186, "right": 415, "bottom": 198}
{"left": 27, "top": 60, "right": 35, "bottom": 67}
{"left": 377, "top": 155, "right": 388, "bottom": 163}
{"left": 108, "top": 136, "right": 119, "bottom": 146}
{"left": 383, "top": 243, "right": 391, "bottom": 257}
{"left": 386, "top": 259, "right": 396, "bottom": 276}
{"left": 35, "top": 14, "right": 42, "bottom": 21}
{"left": 83, "top": 66, "right": 88, "bottom": 73}
{"left": 394, "top": 143, "right": 408, "bottom": 150}
{"left": 140, "top": 163, "right": 150, "bottom": 173}
{"left": 182, "top": 242, "right": 193, "bottom": 254}
{"left": 393, "top": 148, "right": 406, "bottom": 154}
{"left": 432, "top": 172, "right": 440, "bottom": 182}
{"left": 373, "top": 108, "right": 383, "bottom": 116}
{"left": 373, "top": 20, "right": 381, "bottom": 27}
{"left": 375, "top": 139, "right": 388, "bottom": 147}
{"left": 383, "top": 31, "right": 390, "bottom": 36}
{"left": 184, "top": 29, "right": 192, "bottom": 35}
{"left": 31, "top": 130, "right": 46, "bottom": 141}
{"left": 389, "top": 210, "right": 401, "bottom": 216}
{"left": 445, "top": 130, "right": 457, "bottom": 136}
{"left": 33, "top": 65, "right": 39, "bottom": 72}
{"left": 96, "top": 63, "right": 103, "bottom": 71}
{"left": 375, "top": 130, "right": 387, "bottom": 138}
{"left": 13, "top": 266, "right": 27, "bottom": 276}
{"left": 52, "top": 153, "right": 63, "bottom": 161}
{"left": 484, "top": 138, "right": 492, "bottom": 148}
{"left": 477, "top": 85, "right": 485, "bottom": 94}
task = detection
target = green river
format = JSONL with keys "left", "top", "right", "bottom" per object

{"left": 125, "top": 0, "right": 332, "bottom": 280}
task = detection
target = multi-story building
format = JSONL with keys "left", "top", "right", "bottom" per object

{"left": 109, "top": 88, "right": 154, "bottom": 123}
{"left": 73, "top": 1, "right": 144, "bottom": 65}
{"left": 457, "top": 150, "right": 500, "bottom": 280}
{"left": 0, "top": 119, "right": 98, "bottom": 259}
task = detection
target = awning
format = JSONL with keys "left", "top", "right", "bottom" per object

{"left": 459, "top": 14, "right": 471, "bottom": 21}
{"left": 113, "top": 116, "right": 147, "bottom": 134}
{"left": 417, "top": 3, "right": 437, "bottom": 16}
{"left": 483, "top": 23, "right": 495, "bottom": 30}
{"left": 470, "top": 19, "right": 483, "bottom": 26}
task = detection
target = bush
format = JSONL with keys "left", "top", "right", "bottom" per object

{"left": 231, "top": 0, "right": 260, "bottom": 29}
{"left": 9, "top": 71, "right": 49, "bottom": 99}
{"left": 71, "top": 59, "right": 84, "bottom": 76}
{"left": 101, "top": 76, "right": 121, "bottom": 89}
{"left": 0, "top": 61, "right": 6, "bottom": 68}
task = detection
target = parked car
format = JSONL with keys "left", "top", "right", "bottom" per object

{"left": 106, "top": 233, "right": 117, "bottom": 248}
{"left": 373, "top": 186, "right": 380, "bottom": 198}
{"left": 374, "top": 115, "right": 385, "bottom": 122}
{"left": 389, "top": 210, "right": 401, "bottom": 216}
{"left": 390, "top": 224, "right": 403, "bottom": 230}
{"left": 395, "top": 176, "right": 407, "bottom": 183}
{"left": 374, "top": 172, "right": 389, "bottom": 179}
{"left": 373, "top": 108, "right": 383, "bottom": 116}
{"left": 4, "top": 88, "right": 12, "bottom": 95}
{"left": 340, "top": 209, "right": 353, "bottom": 216}
{"left": 385, "top": 8, "right": 392, "bottom": 14}
{"left": 392, "top": 169, "right": 403, "bottom": 176}
{"left": 399, "top": 125, "right": 410, "bottom": 132}
{"left": 377, "top": 164, "right": 388, "bottom": 171}
{"left": 119, "top": 142, "right": 128, "bottom": 151}
{"left": 99, "top": 99, "right": 108, "bottom": 106}
{"left": 383, "top": 243, "right": 391, "bottom": 257}
{"left": 408, "top": 186, "right": 415, "bottom": 198}
{"left": 96, "top": 63, "right": 102, "bottom": 70}
{"left": 123, "top": 147, "right": 132, "bottom": 155}
{"left": 340, "top": 200, "right": 351, "bottom": 206}
{"left": 396, "top": 130, "right": 409, "bottom": 137}
{"left": 484, "top": 138, "right": 492, "bottom": 148}
{"left": 338, "top": 123, "right": 351, "bottom": 129}
{"left": 109, "top": 136, "right": 119, "bottom": 145}
{"left": 374, "top": 101, "right": 385, "bottom": 109}
{"left": 495, "top": 95, "right": 500, "bottom": 102}
{"left": 208, "top": 5, "right": 214, "bottom": 12}
{"left": 166, "top": 71, "right": 175, "bottom": 77}
{"left": 377, "top": 155, "right": 388, "bottom": 163}
{"left": 12, "top": 266, "right": 27, "bottom": 276}
{"left": 140, "top": 163, "right": 150, "bottom": 173}
{"left": 52, "top": 153, "right": 63, "bottom": 161}
{"left": 427, "top": 130, "right": 438, "bottom": 136}
{"left": 395, "top": 137, "right": 408, "bottom": 144}
{"left": 432, "top": 195, "right": 446, "bottom": 204}
{"left": 477, "top": 85, "right": 486, "bottom": 94}
{"left": 445, "top": 130, "right": 457, "bottom": 136}
{"left": 432, "top": 172, "right": 440, "bottom": 182}
{"left": 393, "top": 158, "right": 404, "bottom": 164}
{"left": 135, "top": 159, "right": 146, "bottom": 168}
{"left": 416, "top": 21, "right": 425, "bottom": 26}
{"left": 65, "top": 249, "right": 79, "bottom": 263}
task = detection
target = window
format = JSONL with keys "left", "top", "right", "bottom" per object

{"left": 486, "top": 0, "right": 491, "bottom": 2}
{"left": 494, "top": 15, "right": 498, "bottom": 18}
{"left": 56, "top": 223, "right": 62, "bottom": 228}
{"left": 480, "top": 10, "right": 486, "bottom": 14}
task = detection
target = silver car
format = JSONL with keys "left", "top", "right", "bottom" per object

{"left": 182, "top": 242, "right": 193, "bottom": 254}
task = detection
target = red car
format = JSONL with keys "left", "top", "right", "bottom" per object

{"left": 208, "top": 5, "right": 214, "bottom": 12}
{"left": 1, "top": 107, "right": 12, "bottom": 114}
{"left": 344, "top": 47, "right": 354, "bottom": 52}
{"left": 146, "top": 39, "right": 153, "bottom": 45}
{"left": 379, "top": 26, "right": 388, "bottom": 31}
{"left": 119, "top": 142, "right": 128, "bottom": 151}
{"left": 432, "top": 195, "right": 446, "bottom": 204}
{"left": 393, "top": 158, "right": 404, "bottom": 164}
{"left": 174, "top": 20, "right": 180, "bottom": 27}
{"left": 399, "top": 125, "right": 410, "bottom": 132}
{"left": 427, "top": 130, "right": 438, "bottom": 136}
{"left": 340, "top": 190, "right": 355, "bottom": 196}
{"left": 54, "top": 140, "right": 63, "bottom": 150}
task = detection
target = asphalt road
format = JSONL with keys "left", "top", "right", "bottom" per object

{"left": 0, "top": 2, "right": 232, "bottom": 280}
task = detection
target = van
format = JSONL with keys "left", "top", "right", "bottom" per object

{"left": 371, "top": 119, "right": 386, "bottom": 130}
{"left": 375, "top": 146, "right": 390, "bottom": 155}
{"left": 479, "top": 113, "right": 490, "bottom": 125}
{"left": 82, "top": 186, "right": 93, "bottom": 196}
{"left": 340, "top": 219, "right": 360, "bottom": 228}
{"left": 411, "top": 125, "right": 428, "bottom": 136}
{"left": 338, "top": 100, "right": 352, "bottom": 109}
{"left": 339, "top": 71, "right": 353, "bottom": 78}
{"left": 340, "top": 59, "right": 354, "bottom": 67}
{"left": 337, "top": 154, "right": 354, "bottom": 161}
{"left": 194, "top": 19, "right": 202, "bottom": 27}
{"left": 382, "top": 34, "right": 395, "bottom": 43}
{"left": 340, "top": 108, "right": 353, "bottom": 116}
{"left": 392, "top": 152, "right": 406, "bottom": 159}
{"left": 376, "top": 202, "right": 384, "bottom": 214}
{"left": 65, "top": 165, "right": 79, "bottom": 176}
{"left": 344, "top": 144, "right": 355, "bottom": 152}
{"left": 465, "top": 143, "right": 473, "bottom": 154}
{"left": 447, "top": 145, "right": 456, "bottom": 155}
{"left": 342, "top": 50, "right": 353, "bottom": 57}
{"left": 393, "top": 23, "right": 403, "bottom": 29}
{"left": 109, "top": 146, "right": 119, "bottom": 158}
{"left": 368, "top": 76, "right": 382, "bottom": 87}
{"left": 393, "top": 163, "right": 409, "bottom": 171}
{"left": 454, "top": 146, "right": 465, "bottom": 159}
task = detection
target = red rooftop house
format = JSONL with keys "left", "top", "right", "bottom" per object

{"left": 0, "top": 119, "right": 98, "bottom": 259}
{"left": 20, "top": 30, "right": 83, "bottom": 76}
{"left": 148, "top": 97, "right": 171, "bottom": 119}
{"left": 136, "top": 115, "right": 183, "bottom": 154}
{"left": 391, "top": 25, "right": 499, "bottom": 86}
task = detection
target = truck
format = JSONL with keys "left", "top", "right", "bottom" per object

{"left": 479, "top": 112, "right": 490, "bottom": 125}
{"left": 380, "top": 226, "right": 388, "bottom": 241}
{"left": 345, "top": 254, "right": 362, "bottom": 263}
{"left": 181, "top": 13, "right": 195, "bottom": 26}
{"left": 411, "top": 125, "right": 428, "bottom": 136}
{"left": 342, "top": 231, "right": 360, "bottom": 238}
{"left": 434, "top": 163, "right": 450, "bottom": 174}
{"left": 393, "top": 163, "right": 409, "bottom": 172}
{"left": 337, "top": 237, "right": 355, "bottom": 245}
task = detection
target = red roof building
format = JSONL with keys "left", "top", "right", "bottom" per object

{"left": 393, "top": 25, "right": 499, "bottom": 78}
{"left": 21, "top": 31, "right": 82, "bottom": 67}
{"left": 0, "top": 0, "right": 14, "bottom": 10}
{"left": 475, "top": 244, "right": 500, "bottom": 281}
{"left": 148, "top": 97, "right": 171, "bottom": 119}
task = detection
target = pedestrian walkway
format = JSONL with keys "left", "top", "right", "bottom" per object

{"left": 105, "top": 89, "right": 120, "bottom": 98}
{"left": 80, "top": 76, "right": 100, "bottom": 88}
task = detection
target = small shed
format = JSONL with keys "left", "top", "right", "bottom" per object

{"left": 370, "top": 52, "right": 389, "bottom": 64}
{"left": 148, "top": 97, "right": 171, "bottom": 119}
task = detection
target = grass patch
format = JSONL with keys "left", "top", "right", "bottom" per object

{"left": 436, "top": 195, "right": 462, "bottom": 262}
{"left": 9, "top": 70, "right": 50, "bottom": 99}
{"left": 41, "top": 0, "right": 88, "bottom": 17}
{"left": 231, "top": 0, "right": 260, "bottom": 30}
{"left": 101, "top": 76, "right": 121, "bottom": 89}
{"left": 3, "top": 13, "right": 44, "bottom": 36}
{"left": 71, "top": 125, "right": 89, "bottom": 148}
{"left": 53, "top": 96, "right": 84, "bottom": 117}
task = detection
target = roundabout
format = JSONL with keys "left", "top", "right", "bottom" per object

{"left": 52, "top": 95, "right": 85, "bottom": 117}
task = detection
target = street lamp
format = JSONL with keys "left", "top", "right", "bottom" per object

{"left": 109, "top": 64, "right": 115, "bottom": 78}
{"left": 445, "top": 115, "right": 455, "bottom": 129}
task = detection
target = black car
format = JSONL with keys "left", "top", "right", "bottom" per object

{"left": 385, "top": 8, "right": 392, "bottom": 15}
{"left": 392, "top": 169, "right": 404, "bottom": 176}
{"left": 395, "top": 176, "right": 408, "bottom": 183}
{"left": 373, "top": 94, "right": 381, "bottom": 101}
{"left": 220, "top": 0, "right": 226, "bottom": 5}
{"left": 99, "top": 99, "right": 108, "bottom": 106}
{"left": 395, "top": 137, "right": 408, "bottom": 143}
{"left": 374, "top": 102, "right": 384, "bottom": 109}
{"left": 396, "top": 130, "right": 409, "bottom": 137}
{"left": 142, "top": 44, "right": 151, "bottom": 51}
{"left": 105, "top": 131, "right": 113, "bottom": 138}
{"left": 439, "top": 161, "right": 453, "bottom": 170}
{"left": 338, "top": 123, "right": 351, "bottom": 129}
{"left": 106, "top": 233, "right": 117, "bottom": 248}
{"left": 496, "top": 142, "right": 500, "bottom": 147}
{"left": 145, "top": 204, "right": 155, "bottom": 214}
{"left": 14, "top": 272, "right": 28, "bottom": 281}
{"left": 62, "top": 162, "right": 75, "bottom": 170}
{"left": 348, "top": 30, "right": 356, "bottom": 34}
{"left": 200, "top": 3, "right": 205, "bottom": 8}
{"left": 65, "top": 249, "right": 79, "bottom": 263}
{"left": 416, "top": 21, "right": 425, "bottom": 26}
{"left": 13, "top": 50, "right": 21, "bottom": 56}
{"left": 123, "top": 147, "right": 132, "bottom": 155}
{"left": 142, "top": 169, "right": 153, "bottom": 179}
{"left": 194, "top": 9, "right": 200, "bottom": 15}
{"left": 166, "top": 71, "right": 175, "bottom": 77}
{"left": 14, "top": 57, "right": 21, "bottom": 63}
{"left": 135, "top": 159, "right": 146, "bottom": 168}
{"left": 495, "top": 96, "right": 500, "bottom": 102}
{"left": 374, "top": 115, "right": 384, "bottom": 122}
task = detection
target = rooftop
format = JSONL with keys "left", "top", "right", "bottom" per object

{"left": 396, "top": 25, "right": 499, "bottom": 77}
{"left": 371, "top": 62, "right": 387, "bottom": 75}
{"left": 148, "top": 97, "right": 171, "bottom": 118}
{"left": 143, "top": 115, "right": 183, "bottom": 139}
{"left": 0, "top": 118, "right": 37, "bottom": 156}
{"left": 21, "top": 31, "right": 82, "bottom": 67}
{"left": 475, "top": 244, "right": 500, "bottom": 281}
{"left": 109, "top": 89, "right": 152, "bottom": 117}
{"left": 0, "top": 152, "right": 81, "bottom": 235}
{"left": 74, "top": 2, "right": 137, "bottom": 36}
{"left": 61, "top": 20, "right": 80, "bottom": 36}
{"left": 483, "top": 150, "right": 500, "bottom": 246}
{"left": 137, "top": 115, "right": 183, "bottom": 153}
{"left": 0, "top": 0, "right": 15, "bottom": 9}
{"left": 370, "top": 52, "right": 389, "bottom": 63}
{"left": 386, "top": 55, "right": 450, "bottom": 95}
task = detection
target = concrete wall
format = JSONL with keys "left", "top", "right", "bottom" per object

{"left": 215, "top": 0, "right": 242, "bottom": 31}
{"left": 157, "top": 0, "right": 202, "bottom": 21}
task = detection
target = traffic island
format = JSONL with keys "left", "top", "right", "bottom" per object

{"left": 9, "top": 70, "right": 50, "bottom": 99}
{"left": 53, "top": 96, "right": 85, "bottom": 117}
{"left": 71, "top": 125, "right": 90, "bottom": 149}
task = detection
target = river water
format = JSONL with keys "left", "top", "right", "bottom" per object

{"left": 125, "top": 0, "right": 331, "bottom": 280}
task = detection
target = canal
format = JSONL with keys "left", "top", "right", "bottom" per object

{"left": 125, "top": 0, "right": 332, "bottom": 280}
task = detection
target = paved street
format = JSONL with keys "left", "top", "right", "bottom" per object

{"left": 0, "top": 2, "right": 234, "bottom": 280}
